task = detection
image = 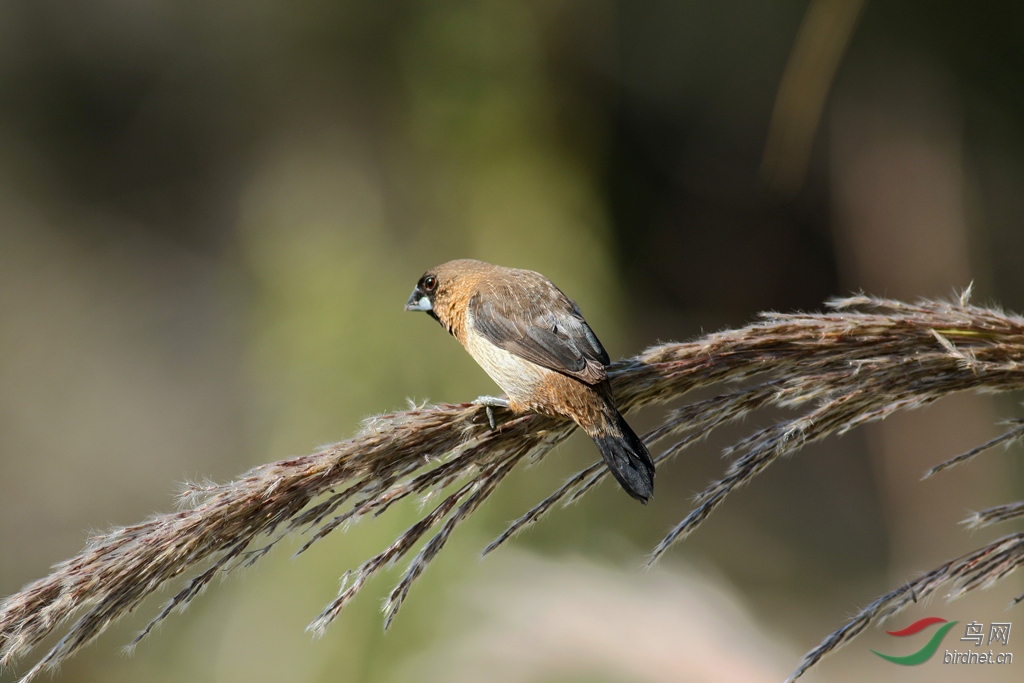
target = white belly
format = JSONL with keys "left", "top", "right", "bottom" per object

{"left": 463, "top": 323, "right": 551, "bottom": 402}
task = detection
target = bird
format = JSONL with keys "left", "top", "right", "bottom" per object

{"left": 404, "top": 259, "right": 655, "bottom": 503}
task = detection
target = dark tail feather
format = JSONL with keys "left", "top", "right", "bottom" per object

{"left": 590, "top": 413, "right": 655, "bottom": 504}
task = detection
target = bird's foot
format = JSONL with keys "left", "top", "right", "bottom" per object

{"left": 472, "top": 395, "right": 510, "bottom": 430}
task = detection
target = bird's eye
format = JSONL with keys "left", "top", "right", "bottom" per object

{"left": 423, "top": 275, "right": 437, "bottom": 292}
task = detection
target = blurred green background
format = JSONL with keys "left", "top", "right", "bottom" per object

{"left": 2, "top": 1, "right": 1023, "bottom": 681}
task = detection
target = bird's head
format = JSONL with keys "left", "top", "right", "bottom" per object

{"left": 405, "top": 270, "right": 440, "bottom": 319}
{"left": 405, "top": 259, "right": 491, "bottom": 329}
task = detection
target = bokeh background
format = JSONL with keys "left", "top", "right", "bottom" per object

{"left": 2, "top": 1, "right": 1024, "bottom": 681}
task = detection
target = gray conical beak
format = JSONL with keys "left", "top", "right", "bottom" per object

{"left": 405, "top": 287, "right": 432, "bottom": 312}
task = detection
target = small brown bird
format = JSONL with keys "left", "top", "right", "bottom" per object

{"left": 405, "top": 259, "right": 655, "bottom": 503}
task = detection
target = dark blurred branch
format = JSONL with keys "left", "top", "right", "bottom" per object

{"left": 3, "top": 293, "right": 1024, "bottom": 682}
{"left": 761, "top": 0, "right": 866, "bottom": 196}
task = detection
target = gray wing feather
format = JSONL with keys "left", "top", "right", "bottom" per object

{"left": 470, "top": 282, "right": 609, "bottom": 384}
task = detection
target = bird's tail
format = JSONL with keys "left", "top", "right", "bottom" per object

{"left": 588, "top": 409, "right": 655, "bottom": 504}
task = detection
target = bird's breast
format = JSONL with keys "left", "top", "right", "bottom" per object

{"left": 462, "top": 326, "right": 550, "bottom": 408}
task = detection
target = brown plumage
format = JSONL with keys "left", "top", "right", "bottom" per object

{"left": 405, "top": 259, "right": 655, "bottom": 502}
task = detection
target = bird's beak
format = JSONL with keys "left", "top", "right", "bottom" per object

{"left": 405, "top": 287, "right": 433, "bottom": 312}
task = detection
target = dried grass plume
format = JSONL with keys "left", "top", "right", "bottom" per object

{"left": 2, "top": 292, "right": 1024, "bottom": 682}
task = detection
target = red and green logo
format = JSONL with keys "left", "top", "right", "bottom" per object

{"left": 872, "top": 617, "right": 959, "bottom": 665}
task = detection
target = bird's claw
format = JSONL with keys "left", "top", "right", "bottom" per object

{"left": 472, "top": 396, "right": 510, "bottom": 430}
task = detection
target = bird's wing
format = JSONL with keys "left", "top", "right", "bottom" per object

{"left": 469, "top": 276, "right": 609, "bottom": 385}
